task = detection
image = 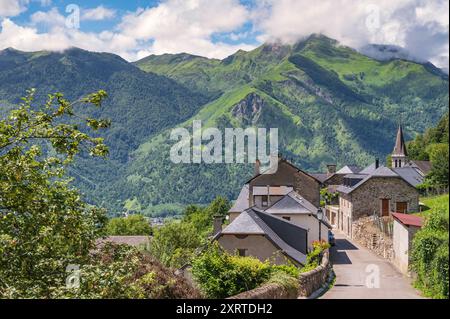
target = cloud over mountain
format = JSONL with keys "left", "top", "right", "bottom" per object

{"left": 0, "top": 0, "right": 448, "bottom": 70}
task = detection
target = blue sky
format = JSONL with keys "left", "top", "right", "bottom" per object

{"left": 0, "top": 0, "right": 448, "bottom": 71}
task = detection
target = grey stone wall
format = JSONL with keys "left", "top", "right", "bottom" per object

{"left": 227, "top": 283, "right": 298, "bottom": 299}
{"left": 351, "top": 177, "right": 419, "bottom": 220}
{"left": 298, "top": 250, "right": 331, "bottom": 297}
{"left": 352, "top": 217, "right": 394, "bottom": 261}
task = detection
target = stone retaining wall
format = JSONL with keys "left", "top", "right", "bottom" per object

{"left": 352, "top": 217, "right": 394, "bottom": 261}
{"left": 227, "top": 283, "right": 297, "bottom": 299}
{"left": 298, "top": 250, "right": 331, "bottom": 297}
{"left": 229, "top": 250, "right": 331, "bottom": 299}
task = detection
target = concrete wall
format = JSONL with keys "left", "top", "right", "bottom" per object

{"left": 393, "top": 220, "right": 421, "bottom": 275}
{"left": 217, "top": 234, "right": 295, "bottom": 265}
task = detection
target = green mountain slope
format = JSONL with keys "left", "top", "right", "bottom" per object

{"left": 1, "top": 35, "right": 448, "bottom": 216}
{"left": 124, "top": 35, "right": 448, "bottom": 214}
{"left": 0, "top": 47, "right": 209, "bottom": 213}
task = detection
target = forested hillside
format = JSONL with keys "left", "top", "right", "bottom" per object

{"left": 1, "top": 35, "right": 448, "bottom": 216}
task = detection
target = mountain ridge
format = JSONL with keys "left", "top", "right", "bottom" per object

{"left": 0, "top": 34, "right": 448, "bottom": 216}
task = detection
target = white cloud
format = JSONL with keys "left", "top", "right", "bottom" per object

{"left": 118, "top": 0, "right": 255, "bottom": 59}
{"left": 0, "top": 0, "right": 28, "bottom": 17}
{"left": 30, "top": 7, "right": 65, "bottom": 27}
{"left": 82, "top": 5, "right": 116, "bottom": 21}
{"left": 0, "top": 0, "right": 448, "bottom": 70}
{"left": 252, "top": 0, "right": 449, "bottom": 71}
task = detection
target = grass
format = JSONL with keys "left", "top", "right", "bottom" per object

{"left": 416, "top": 194, "right": 449, "bottom": 218}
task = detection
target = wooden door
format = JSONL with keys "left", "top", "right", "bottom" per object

{"left": 396, "top": 202, "right": 408, "bottom": 214}
{"left": 381, "top": 199, "right": 390, "bottom": 216}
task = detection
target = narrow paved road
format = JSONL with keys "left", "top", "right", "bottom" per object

{"left": 321, "top": 232, "right": 424, "bottom": 299}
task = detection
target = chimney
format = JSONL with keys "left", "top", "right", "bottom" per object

{"left": 213, "top": 215, "right": 224, "bottom": 236}
{"left": 327, "top": 164, "right": 337, "bottom": 176}
{"left": 254, "top": 159, "right": 261, "bottom": 176}
{"left": 375, "top": 158, "right": 380, "bottom": 169}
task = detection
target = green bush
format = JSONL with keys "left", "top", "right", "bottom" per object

{"left": 191, "top": 244, "right": 302, "bottom": 298}
{"left": 411, "top": 207, "right": 449, "bottom": 299}
{"left": 150, "top": 221, "right": 202, "bottom": 268}
{"left": 300, "top": 240, "right": 330, "bottom": 274}
{"left": 191, "top": 244, "right": 272, "bottom": 298}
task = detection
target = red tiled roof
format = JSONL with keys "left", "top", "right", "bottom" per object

{"left": 392, "top": 213, "right": 423, "bottom": 228}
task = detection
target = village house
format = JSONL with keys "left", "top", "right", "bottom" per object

{"left": 215, "top": 156, "right": 330, "bottom": 265}
{"left": 336, "top": 163, "right": 420, "bottom": 237}
{"left": 215, "top": 208, "right": 308, "bottom": 266}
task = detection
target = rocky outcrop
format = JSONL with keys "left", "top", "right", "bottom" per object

{"left": 231, "top": 93, "right": 264, "bottom": 125}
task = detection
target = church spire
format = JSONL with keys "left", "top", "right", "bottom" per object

{"left": 393, "top": 125, "right": 407, "bottom": 157}
{"left": 392, "top": 125, "right": 408, "bottom": 168}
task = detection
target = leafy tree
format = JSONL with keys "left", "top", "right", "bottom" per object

{"left": 106, "top": 215, "right": 152, "bottom": 236}
{"left": 183, "top": 196, "right": 230, "bottom": 236}
{"left": 149, "top": 222, "right": 202, "bottom": 268}
{"left": 0, "top": 89, "right": 109, "bottom": 297}
{"left": 427, "top": 143, "right": 449, "bottom": 187}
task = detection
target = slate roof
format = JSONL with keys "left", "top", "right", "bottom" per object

{"left": 393, "top": 167, "right": 425, "bottom": 187}
{"left": 229, "top": 184, "right": 250, "bottom": 213}
{"left": 410, "top": 160, "right": 432, "bottom": 176}
{"left": 264, "top": 192, "right": 332, "bottom": 228}
{"left": 359, "top": 162, "right": 378, "bottom": 175}
{"left": 265, "top": 192, "right": 316, "bottom": 215}
{"left": 247, "top": 157, "right": 322, "bottom": 184}
{"left": 221, "top": 210, "right": 265, "bottom": 234}
{"left": 336, "top": 165, "right": 361, "bottom": 175}
{"left": 218, "top": 208, "right": 308, "bottom": 265}
{"left": 337, "top": 166, "right": 411, "bottom": 194}
{"left": 310, "top": 173, "right": 329, "bottom": 183}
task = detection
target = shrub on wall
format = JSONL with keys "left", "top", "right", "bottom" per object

{"left": 300, "top": 240, "right": 330, "bottom": 273}
{"left": 411, "top": 207, "right": 449, "bottom": 299}
{"left": 191, "top": 244, "right": 299, "bottom": 298}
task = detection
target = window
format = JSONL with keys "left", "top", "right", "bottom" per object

{"left": 238, "top": 249, "right": 247, "bottom": 257}
{"left": 261, "top": 195, "right": 269, "bottom": 207}
{"left": 282, "top": 216, "right": 291, "bottom": 221}
{"left": 396, "top": 202, "right": 408, "bottom": 214}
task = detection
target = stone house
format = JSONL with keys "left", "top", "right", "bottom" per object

{"left": 337, "top": 165, "right": 420, "bottom": 237}
{"left": 392, "top": 213, "right": 423, "bottom": 275}
{"left": 248, "top": 157, "right": 322, "bottom": 208}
